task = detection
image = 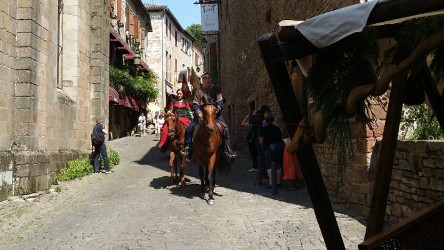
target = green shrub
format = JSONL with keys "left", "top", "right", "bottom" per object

{"left": 108, "top": 148, "right": 120, "bottom": 166}
{"left": 52, "top": 158, "right": 93, "bottom": 184}
{"left": 52, "top": 148, "right": 120, "bottom": 185}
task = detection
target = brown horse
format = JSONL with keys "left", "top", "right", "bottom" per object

{"left": 164, "top": 111, "right": 187, "bottom": 186}
{"left": 192, "top": 101, "right": 231, "bottom": 205}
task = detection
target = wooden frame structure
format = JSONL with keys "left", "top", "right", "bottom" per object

{"left": 257, "top": 0, "right": 444, "bottom": 249}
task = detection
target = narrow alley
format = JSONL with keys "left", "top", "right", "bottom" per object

{"left": 0, "top": 134, "right": 366, "bottom": 249}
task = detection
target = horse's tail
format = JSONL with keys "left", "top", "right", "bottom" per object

{"left": 216, "top": 146, "right": 231, "bottom": 175}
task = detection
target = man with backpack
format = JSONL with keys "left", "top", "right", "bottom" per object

{"left": 91, "top": 117, "right": 110, "bottom": 174}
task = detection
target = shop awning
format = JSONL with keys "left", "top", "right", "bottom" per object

{"left": 109, "top": 87, "right": 120, "bottom": 104}
{"left": 129, "top": 97, "right": 139, "bottom": 112}
{"left": 120, "top": 95, "right": 130, "bottom": 108}
{"left": 139, "top": 60, "right": 149, "bottom": 72}
{"left": 110, "top": 27, "right": 134, "bottom": 55}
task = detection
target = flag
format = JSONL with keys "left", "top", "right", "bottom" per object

{"left": 181, "top": 73, "right": 192, "bottom": 101}
{"left": 190, "top": 68, "right": 201, "bottom": 90}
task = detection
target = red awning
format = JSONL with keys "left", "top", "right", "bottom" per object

{"left": 129, "top": 97, "right": 139, "bottom": 112}
{"left": 139, "top": 60, "right": 149, "bottom": 71}
{"left": 120, "top": 96, "right": 130, "bottom": 108}
{"left": 109, "top": 87, "right": 120, "bottom": 104}
{"left": 110, "top": 27, "right": 134, "bottom": 55}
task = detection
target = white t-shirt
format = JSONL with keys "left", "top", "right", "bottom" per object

{"left": 157, "top": 117, "right": 164, "bottom": 127}
{"left": 138, "top": 115, "right": 146, "bottom": 124}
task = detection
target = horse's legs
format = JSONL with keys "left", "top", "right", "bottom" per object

{"left": 198, "top": 165, "right": 205, "bottom": 198}
{"left": 179, "top": 156, "right": 186, "bottom": 186}
{"left": 169, "top": 151, "right": 176, "bottom": 184}
{"left": 207, "top": 154, "right": 217, "bottom": 205}
{"left": 207, "top": 170, "right": 214, "bottom": 205}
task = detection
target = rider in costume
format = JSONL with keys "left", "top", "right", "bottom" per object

{"left": 158, "top": 89, "right": 193, "bottom": 151}
{"left": 181, "top": 72, "right": 237, "bottom": 158}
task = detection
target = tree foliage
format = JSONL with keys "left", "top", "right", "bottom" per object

{"left": 186, "top": 24, "right": 204, "bottom": 46}
{"left": 401, "top": 104, "right": 444, "bottom": 140}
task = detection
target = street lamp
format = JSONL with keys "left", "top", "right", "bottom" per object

{"left": 201, "top": 37, "right": 207, "bottom": 51}
{"left": 134, "top": 52, "right": 141, "bottom": 66}
{"left": 134, "top": 41, "right": 141, "bottom": 66}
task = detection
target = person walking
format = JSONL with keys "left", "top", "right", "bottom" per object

{"left": 259, "top": 112, "right": 285, "bottom": 187}
{"left": 91, "top": 117, "right": 110, "bottom": 174}
{"left": 138, "top": 112, "right": 146, "bottom": 137}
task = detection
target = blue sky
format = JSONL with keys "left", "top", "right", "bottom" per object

{"left": 142, "top": 0, "right": 201, "bottom": 29}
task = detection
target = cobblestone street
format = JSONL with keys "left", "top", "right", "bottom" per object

{"left": 0, "top": 134, "right": 366, "bottom": 249}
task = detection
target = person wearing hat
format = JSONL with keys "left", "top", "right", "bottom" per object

{"left": 181, "top": 72, "right": 236, "bottom": 159}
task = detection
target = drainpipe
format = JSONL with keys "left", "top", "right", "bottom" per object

{"left": 57, "top": 0, "right": 63, "bottom": 89}
{"left": 161, "top": 13, "right": 165, "bottom": 107}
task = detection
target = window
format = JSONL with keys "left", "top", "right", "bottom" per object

{"left": 169, "top": 23, "right": 171, "bottom": 40}
{"left": 175, "top": 30, "right": 177, "bottom": 46}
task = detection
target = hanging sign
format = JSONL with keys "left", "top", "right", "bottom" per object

{"left": 201, "top": 4, "right": 219, "bottom": 32}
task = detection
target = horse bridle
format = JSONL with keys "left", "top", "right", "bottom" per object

{"left": 201, "top": 103, "right": 218, "bottom": 132}
{"left": 166, "top": 113, "right": 184, "bottom": 143}
{"left": 197, "top": 104, "right": 220, "bottom": 147}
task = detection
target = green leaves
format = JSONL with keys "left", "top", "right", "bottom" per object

{"left": 186, "top": 24, "right": 204, "bottom": 46}
{"left": 109, "top": 66, "right": 158, "bottom": 102}
{"left": 402, "top": 104, "right": 444, "bottom": 140}
{"left": 51, "top": 149, "right": 121, "bottom": 185}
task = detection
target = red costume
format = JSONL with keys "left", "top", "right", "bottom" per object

{"left": 158, "top": 98, "right": 193, "bottom": 148}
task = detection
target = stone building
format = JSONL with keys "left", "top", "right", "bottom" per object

{"left": 0, "top": 0, "right": 109, "bottom": 201}
{"left": 145, "top": 4, "right": 204, "bottom": 108}
{"left": 218, "top": 0, "right": 357, "bottom": 157}
{"left": 108, "top": 0, "right": 153, "bottom": 139}
{"left": 218, "top": 0, "right": 444, "bottom": 225}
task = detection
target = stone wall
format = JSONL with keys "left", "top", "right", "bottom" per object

{"left": 384, "top": 141, "right": 444, "bottom": 224}
{"left": 0, "top": 0, "right": 110, "bottom": 201}
{"left": 219, "top": 0, "right": 358, "bottom": 146}
{"left": 0, "top": 0, "right": 17, "bottom": 197}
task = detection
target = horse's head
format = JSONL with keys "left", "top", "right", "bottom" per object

{"left": 201, "top": 101, "right": 217, "bottom": 132}
{"left": 164, "top": 111, "right": 178, "bottom": 139}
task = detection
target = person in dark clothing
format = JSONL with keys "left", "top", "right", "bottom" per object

{"left": 181, "top": 72, "right": 236, "bottom": 159}
{"left": 242, "top": 110, "right": 260, "bottom": 171}
{"left": 259, "top": 112, "right": 284, "bottom": 187}
{"left": 92, "top": 117, "right": 110, "bottom": 174}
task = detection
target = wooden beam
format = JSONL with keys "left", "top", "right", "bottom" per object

{"left": 365, "top": 74, "right": 407, "bottom": 239}
{"left": 367, "top": 0, "right": 444, "bottom": 25}
{"left": 276, "top": 0, "right": 444, "bottom": 59}
{"left": 422, "top": 63, "right": 444, "bottom": 133}
{"left": 359, "top": 199, "right": 444, "bottom": 249}
{"left": 258, "top": 33, "right": 345, "bottom": 250}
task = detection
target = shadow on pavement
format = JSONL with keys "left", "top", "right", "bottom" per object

{"left": 113, "top": 135, "right": 366, "bottom": 226}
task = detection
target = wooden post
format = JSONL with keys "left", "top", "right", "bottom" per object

{"left": 258, "top": 33, "right": 345, "bottom": 250}
{"left": 365, "top": 74, "right": 407, "bottom": 239}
